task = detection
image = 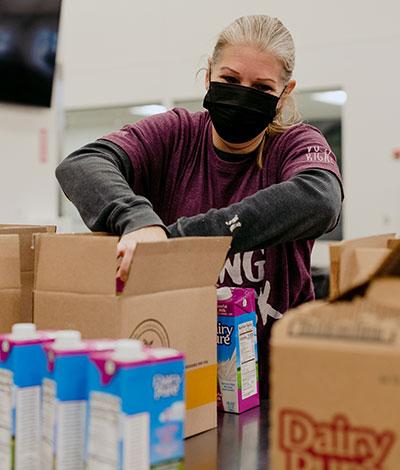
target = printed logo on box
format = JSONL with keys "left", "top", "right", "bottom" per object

{"left": 153, "top": 374, "right": 182, "bottom": 400}
{"left": 130, "top": 319, "right": 170, "bottom": 347}
{"left": 279, "top": 409, "right": 395, "bottom": 469}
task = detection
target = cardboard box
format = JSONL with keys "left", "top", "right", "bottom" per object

{"left": 329, "top": 233, "right": 395, "bottom": 299}
{"left": 0, "top": 224, "right": 55, "bottom": 323}
{"left": 0, "top": 235, "right": 21, "bottom": 333}
{"left": 33, "top": 233, "right": 231, "bottom": 438}
{"left": 270, "top": 243, "right": 400, "bottom": 469}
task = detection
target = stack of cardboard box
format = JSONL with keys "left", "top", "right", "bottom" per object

{"left": 0, "top": 225, "right": 55, "bottom": 332}
{"left": 0, "top": 226, "right": 232, "bottom": 437}
{"left": 270, "top": 235, "right": 400, "bottom": 468}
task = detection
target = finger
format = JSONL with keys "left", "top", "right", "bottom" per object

{"left": 117, "top": 243, "right": 137, "bottom": 282}
{"left": 116, "top": 241, "right": 125, "bottom": 258}
{"left": 116, "top": 241, "right": 125, "bottom": 276}
{"left": 116, "top": 255, "right": 122, "bottom": 274}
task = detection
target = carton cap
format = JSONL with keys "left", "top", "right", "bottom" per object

{"left": 12, "top": 323, "right": 38, "bottom": 340}
{"left": 53, "top": 330, "right": 84, "bottom": 350}
{"left": 217, "top": 287, "right": 232, "bottom": 301}
{"left": 151, "top": 348, "right": 180, "bottom": 359}
{"left": 89, "top": 340, "right": 116, "bottom": 351}
{"left": 112, "top": 339, "right": 144, "bottom": 361}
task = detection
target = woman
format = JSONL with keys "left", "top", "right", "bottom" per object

{"left": 56, "top": 15, "right": 343, "bottom": 397}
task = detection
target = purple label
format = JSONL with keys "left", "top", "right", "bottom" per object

{"left": 44, "top": 340, "right": 115, "bottom": 372}
{"left": 0, "top": 335, "right": 53, "bottom": 363}
{"left": 217, "top": 287, "right": 256, "bottom": 316}
{"left": 90, "top": 351, "right": 152, "bottom": 386}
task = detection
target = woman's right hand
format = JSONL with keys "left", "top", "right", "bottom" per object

{"left": 116, "top": 226, "right": 168, "bottom": 282}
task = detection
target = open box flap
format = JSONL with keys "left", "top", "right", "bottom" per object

{"left": 123, "top": 237, "right": 231, "bottom": 296}
{"left": 34, "top": 233, "right": 118, "bottom": 294}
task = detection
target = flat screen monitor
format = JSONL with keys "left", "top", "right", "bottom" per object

{"left": 0, "top": 0, "right": 62, "bottom": 107}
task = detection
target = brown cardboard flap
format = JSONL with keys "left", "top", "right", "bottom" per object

{"left": 0, "top": 225, "right": 56, "bottom": 272}
{"left": 388, "top": 238, "right": 400, "bottom": 250}
{"left": 329, "top": 233, "right": 395, "bottom": 252}
{"left": 366, "top": 277, "right": 400, "bottom": 310}
{"left": 0, "top": 235, "right": 21, "bottom": 289}
{"left": 272, "top": 299, "right": 400, "bottom": 347}
{"left": 334, "top": 243, "right": 400, "bottom": 301}
{"left": 329, "top": 233, "right": 395, "bottom": 299}
{"left": 123, "top": 237, "right": 231, "bottom": 296}
{"left": 35, "top": 234, "right": 119, "bottom": 294}
{"left": 351, "top": 247, "right": 391, "bottom": 285}
{"left": 20, "top": 272, "right": 34, "bottom": 323}
{"left": 0, "top": 290, "right": 22, "bottom": 334}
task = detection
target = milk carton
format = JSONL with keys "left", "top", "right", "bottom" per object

{"left": 87, "top": 341, "right": 185, "bottom": 470}
{"left": 42, "top": 331, "right": 114, "bottom": 470}
{"left": 0, "top": 323, "right": 53, "bottom": 470}
{"left": 147, "top": 348, "right": 185, "bottom": 468}
{"left": 87, "top": 339, "right": 150, "bottom": 470}
{"left": 217, "top": 287, "right": 259, "bottom": 413}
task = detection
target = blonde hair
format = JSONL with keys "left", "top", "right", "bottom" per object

{"left": 211, "top": 15, "right": 301, "bottom": 166}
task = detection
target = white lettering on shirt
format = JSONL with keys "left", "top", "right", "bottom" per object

{"left": 225, "top": 214, "right": 242, "bottom": 233}
{"left": 219, "top": 250, "right": 282, "bottom": 325}
{"left": 305, "top": 147, "right": 335, "bottom": 165}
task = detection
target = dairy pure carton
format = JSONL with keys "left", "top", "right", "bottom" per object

{"left": 87, "top": 340, "right": 185, "bottom": 469}
{"left": 42, "top": 331, "right": 115, "bottom": 470}
{"left": 0, "top": 323, "right": 53, "bottom": 470}
{"left": 217, "top": 287, "right": 259, "bottom": 414}
{"left": 147, "top": 348, "right": 185, "bottom": 468}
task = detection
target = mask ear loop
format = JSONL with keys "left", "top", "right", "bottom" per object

{"left": 207, "top": 63, "right": 212, "bottom": 88}
{"left": 271, "top": 84, "right": 288, "bottom": 126}
{"left": 259, "top": 85, "right": 286, "bottom": 169}
{"left": 279, "top": 85, "right": 287, "bottom": 99}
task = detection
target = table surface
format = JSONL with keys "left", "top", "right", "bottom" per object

{"left": 185, "top": 401, "right": 269, "bottom": 469}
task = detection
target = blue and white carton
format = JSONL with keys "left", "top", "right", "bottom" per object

{"left": 147, "top": 348, "right": 185, "bottom": 468}
{"left": 42, "top": 331, "right": 114, "bottom": 470}
{"left": 87, "top": 340, "right": 185, "bottom": 469}
{"left": 0, "top": 323, "right": 53, "bottom": 470}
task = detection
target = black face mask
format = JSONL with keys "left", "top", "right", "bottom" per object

{"left": 203, "top": 81, "right": 282, "bottom": 144}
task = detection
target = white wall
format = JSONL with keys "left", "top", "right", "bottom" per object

{"left": 1, "top": 0, "right": 399, "bottom": 242}
{"left": 59, "top": 0, "right": 269, "bottom": 108}
{"left": 260, "top": 1, "right": 400, "bottom": 240}
{"left": 0, "top": 102, "right": 60, "bottom": 225}
{"left": 60, "top": 0, "right": 400, "bottom": 241}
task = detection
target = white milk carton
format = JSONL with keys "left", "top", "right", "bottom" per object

{"left": 147, "top": 348, "right": 185, "bottom": 468}
{"left": 0, "top": 323, "right": 54, "bottom": 470}
{"left": 42, "top": 331, "right": 114, "bottom": 470}
{"left": 217, "top": 287, "right": 260, "bottom": 413}
{"left": 87, "top": 340, "right": 185, "bottom": 469}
